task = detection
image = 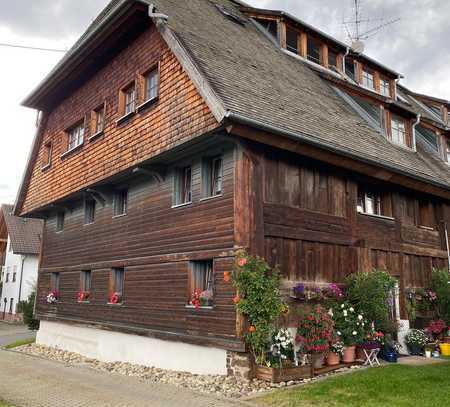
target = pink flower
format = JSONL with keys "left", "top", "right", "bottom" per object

{"left": 238, "top": 258, "right": 247, "bottom": 267}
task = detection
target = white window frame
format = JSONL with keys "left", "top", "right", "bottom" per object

{"left": 357, "top": 191, "right": 382, "bottom": 216}
{"left": 391, "top": 117, "right": 407, "bottom": 146}
{"left": 145, "top": 68, "right": 160, "bottom": 102}
{"left": 380, "top": 79, "right": 391, "bottom": 97}
{"left": 362, "top": 69, "right": 375, "bottom": 90}
{"left": 124, "top": 84, "right": 136, "bottom": 115}
{"left": 67, "top": 123, "right": 85, "bottom": 152}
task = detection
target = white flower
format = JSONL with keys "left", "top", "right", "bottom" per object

{"left": 349, "top": 307, "right": 354, "bottom": 312}
{"left": 343, "top": 310, "right": 348, "bottom": 317}
{"left": 328, "top": 309, "right": 334, "bottom": 317}
{"left": 362, "top": 322, "right": 365, "bottom": 326}
{"left": 341, "top": 304, "right": 345, "bottom": 308}
{"left": 356, "top": 322, "right": 360, "bottom": 326}
{"left": 337, "top": 331, "right": 341, "bottom": 336}
{"left": 358, "top": 315, "right": 363, "bottom": 320}
{"left": 352, "top": 331, "right": 357, "bottom": 336}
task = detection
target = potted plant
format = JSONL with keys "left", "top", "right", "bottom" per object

{"left": 405, "top": 329, "right": 428, "bottom": 356}
{"left": 427, "top": 319, "right": 446, "bottom": 341}
{"left": 425, "top": 343, "right": 435, "bottom": 358}
{"left": 380, "top": 334, "right": 402, "bottom": 363}
{"left": 297, "top": 305, "right": 334, "bottom": 369}
{"left": 332, "top": 303, "right": 367, "bottom": 363}
{"left": 77, "top": 291, "right": 90, "bottom": 303}
{"left": 267, "top": 328, "right": 295, "bottom": 367}
{"left": 46, "top": 291, "right": 59, "bottom": 304}
{"left": 327, "top": 341, "right": 344, "bottom": 366}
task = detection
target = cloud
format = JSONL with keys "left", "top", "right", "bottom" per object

{"left": 0, "top": 0, "right": 109, "bottom": 39}
{"left": 0, "top": 184, "right": 9, "bottom": 190}
{"left": 256, "top": 0, "right": 450, "bottom": 99}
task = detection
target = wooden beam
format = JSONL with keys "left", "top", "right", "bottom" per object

{"left": 132, "top": 166, "right": 166, "bottom": 183}
{"left": 86, "top": 189, "right": 107, "bottom": 206}
{"left": 227, "top": 123, "right": 450, "bottom": 201}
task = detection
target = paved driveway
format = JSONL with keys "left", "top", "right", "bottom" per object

{"left": 0, "top": 323, "right": 35, "bottom": 347}
{"left": 0, "top": 350, "right": 249, "bottom": 407}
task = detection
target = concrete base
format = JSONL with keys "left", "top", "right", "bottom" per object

{"left": 37, "top": 321, "right": 228, "bottom": 375}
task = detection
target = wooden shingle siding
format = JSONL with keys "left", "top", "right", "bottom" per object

{"left": 21, "top": 24, "right": 218, "bottom": 215}
{"left": 35, "top": 147, "right": 238, "bottom": 347}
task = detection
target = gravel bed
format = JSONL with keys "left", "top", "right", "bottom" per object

{"left": 16, "top": 344, "right": 363, "bottom": 398}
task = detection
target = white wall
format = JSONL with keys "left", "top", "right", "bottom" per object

{"left": 37, "top": 321, "right": 228, "bottom": 375}
{"left": 0, "top": 236, "right": 38, "bottom": 314}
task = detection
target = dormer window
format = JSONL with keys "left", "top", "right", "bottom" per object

{"left": 286, "top": 27, "right": 298, "bottom": 54}
{"left": 307, "top": 37, "right": 321, "bottom": 64}
{"left": 446, "top": 140, "right": 450, "bottom": 164}
{"left": 328, "top": 50, "right": 339, "bottom": 71}
{"left": 390, "top": 116, "right": 407, "bottom": 147}
{"left": 345, "top": 58, "right": 356, "bottom": 81}
{"left": 380, "top": 78, "right": 391, "bottom": 97}
{"left": 362, "top": 68, "right": 375, "bottom": 90}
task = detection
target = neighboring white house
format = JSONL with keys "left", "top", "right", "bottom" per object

{"left": 0, "top": 204, "right": 42, "bottom": 322}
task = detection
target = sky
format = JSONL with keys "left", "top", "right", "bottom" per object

{"left": 0, "top": 0, "right": 449, "bottom": 206}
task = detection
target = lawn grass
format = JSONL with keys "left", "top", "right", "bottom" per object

{"left": 3, "top": 337, "right": 35, "bottom": 350}
{"left": 257, "top": 363, "right": 450, "bottom": 407}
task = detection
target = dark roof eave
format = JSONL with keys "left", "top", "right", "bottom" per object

{"left": 22, "top": 0, "right": 134, "bottom": 109}
{"left": 226, "top": 111, "right": 450, "bottom": 194}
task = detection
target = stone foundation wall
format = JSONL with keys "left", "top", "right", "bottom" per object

{"left": 1, "top": 313, "right": 23, "bottom": 323}
{"left": 226, "top": 351, "right": 253, "bottom": 379}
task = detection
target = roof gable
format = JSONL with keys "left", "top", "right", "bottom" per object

{"left": 1, "top": 204, "right": 42, "bottom": 255}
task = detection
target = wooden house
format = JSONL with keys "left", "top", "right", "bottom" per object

{"left": 14, "top": 0, "right": 450, "bottom": 376}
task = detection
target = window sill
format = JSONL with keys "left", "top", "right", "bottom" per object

{"left": 89, "top": 130, "right": 104, "bottom": 142}
{"left": 171, "top": 202, "right": 192, "bottom": 209}
{"left": 77, "top": 301, "right": 91, "bottom": 304}
{"left": 418, "top": 225, "right": 436, "bottom": 231}
{"left": 357, "top": 212, "right": 395, "bottom": 222}
{"left": 41, "top": 163, "right": 52, "bottom": 172}
{"left": 185, "top": 305, "right": 214, "bottom": 310}
{"left": 137, "top": 97, "right": 158, "bottom": 113}
{"left": 112, "top": 213, "right": 128, "bottom": 219}
{"left": 200, "top": 194, "right": 223, "bottom": 202}
{"left": 116, "top": 111, "right": 135, "bottom": 125}
{"left": 61, "top": 143, "right": 84, "bottom": 159}
{"left": 83, "top": 222, "right": 94, "bottom": 227}
{"left": 107, "top": 302, "right": 124, "bottom": 306}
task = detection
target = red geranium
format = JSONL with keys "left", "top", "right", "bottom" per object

{"left": 238, "top": 258, "right": 247, "bottom": 267}
{"left": 77, "top": 291, "right": 90, "bottom": 302}
{"left": 109, "top": 292, "right": 121, "bottom": 304}
{"left": 190, "top": 289, "right": 202, "bottom": 309}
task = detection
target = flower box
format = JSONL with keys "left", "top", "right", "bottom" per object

{"left": 254, "top": 365, "right": 313, "bottom": 383}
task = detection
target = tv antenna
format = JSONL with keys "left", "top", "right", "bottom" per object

{"left": 343, "top": 0, "right": 400, "bottom": 54}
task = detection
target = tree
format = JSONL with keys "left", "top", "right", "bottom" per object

{"left": 17, "top": 291, "right": 40, "bottom": 331}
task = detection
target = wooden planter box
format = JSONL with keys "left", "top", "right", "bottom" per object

{"left": 255, "top": 365, "right": 313, "bottom": 383}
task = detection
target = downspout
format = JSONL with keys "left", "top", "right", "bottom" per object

{"left": 342, "top": 46, "right": 350, "bottom": 76}
{"left": 18, "top": 255, "right": 26, "bottom": 303}
{"left": 412, "top": 114, "right": 421, "bottom": 153}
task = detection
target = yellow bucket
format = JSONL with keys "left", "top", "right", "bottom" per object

{"left": 439, "top": 343, "right": 450, "bottom": 357}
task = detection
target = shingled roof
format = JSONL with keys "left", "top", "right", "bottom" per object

{"left": 16, "top": 0, "right": 450, "bottom": 215}
{"left": 1, "top": 204, "right": 42, "bottom": 255}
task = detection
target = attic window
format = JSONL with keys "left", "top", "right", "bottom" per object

{"left": 362, "top": 67, "right": 375, "bottom": 90}
{"left": 390, "top": 116, "right": 407, "bottom": 147}
{"left": 307, "top": 37, "right": 321, "bottom": 64}
{"left": 416, "top": 125, "right": 438, "bottom": 151}
{"left": 445, "top": 140, "right": 450, "bottom": 165}
{"left": 286, "top": 27, "right": 298, "bottom": 54}
{"left": 253, "top": 18, "right": 277, "bottom": 39}
{"left": 426, "top": 103, "right": 442, "bottom": 119}
{"left": 328, "top": 50, "right": 339, "bottom": 72}
{"left": 42, "top": 141, "right": 52, "bottom": 169}
{"left": 216, "top": 4, "right": 247, "bottom": 26}
{"left": 380, "top": 78, "right": 391, "bottom": 97}
{"left": 345, "top": 58, "right": 356, "bottom": 81}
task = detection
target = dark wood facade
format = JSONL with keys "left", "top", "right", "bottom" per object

{"left": 16, "top": 0, "right": 450, "bottom": 352}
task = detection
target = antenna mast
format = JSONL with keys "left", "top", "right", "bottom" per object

{"left": 343, "top": 0, "right": 400, "bottom": 53}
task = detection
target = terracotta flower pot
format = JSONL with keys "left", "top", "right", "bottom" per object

{"left": 342, "top": 346, "right": 356, "bottom": 363}
{"left": 312, "top": 353, "right": 325, "bottom": 369}
{"left": 326, "top": 352, "right": 341, "bottom": 366}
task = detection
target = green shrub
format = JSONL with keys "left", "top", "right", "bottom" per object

{"left": 345, "top": 270, "right": 397, "bottom": 334}
{"left": 17, "top": 291, "right": 40, "bottom": 331}
{"left": 231, "top": 251, "right": 284, "bottom": 365}
{"left": 430, "top": 269, "right": 450, "bottom": 324}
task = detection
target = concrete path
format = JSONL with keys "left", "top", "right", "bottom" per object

{"left": 0, "top": 323, "right": 35, "bottom": 347}
{"left": 0, "top": 350, "right": 247, "bottom": 407}
{"left": 397, "top": 355, "right": 449, "bottom": 366}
